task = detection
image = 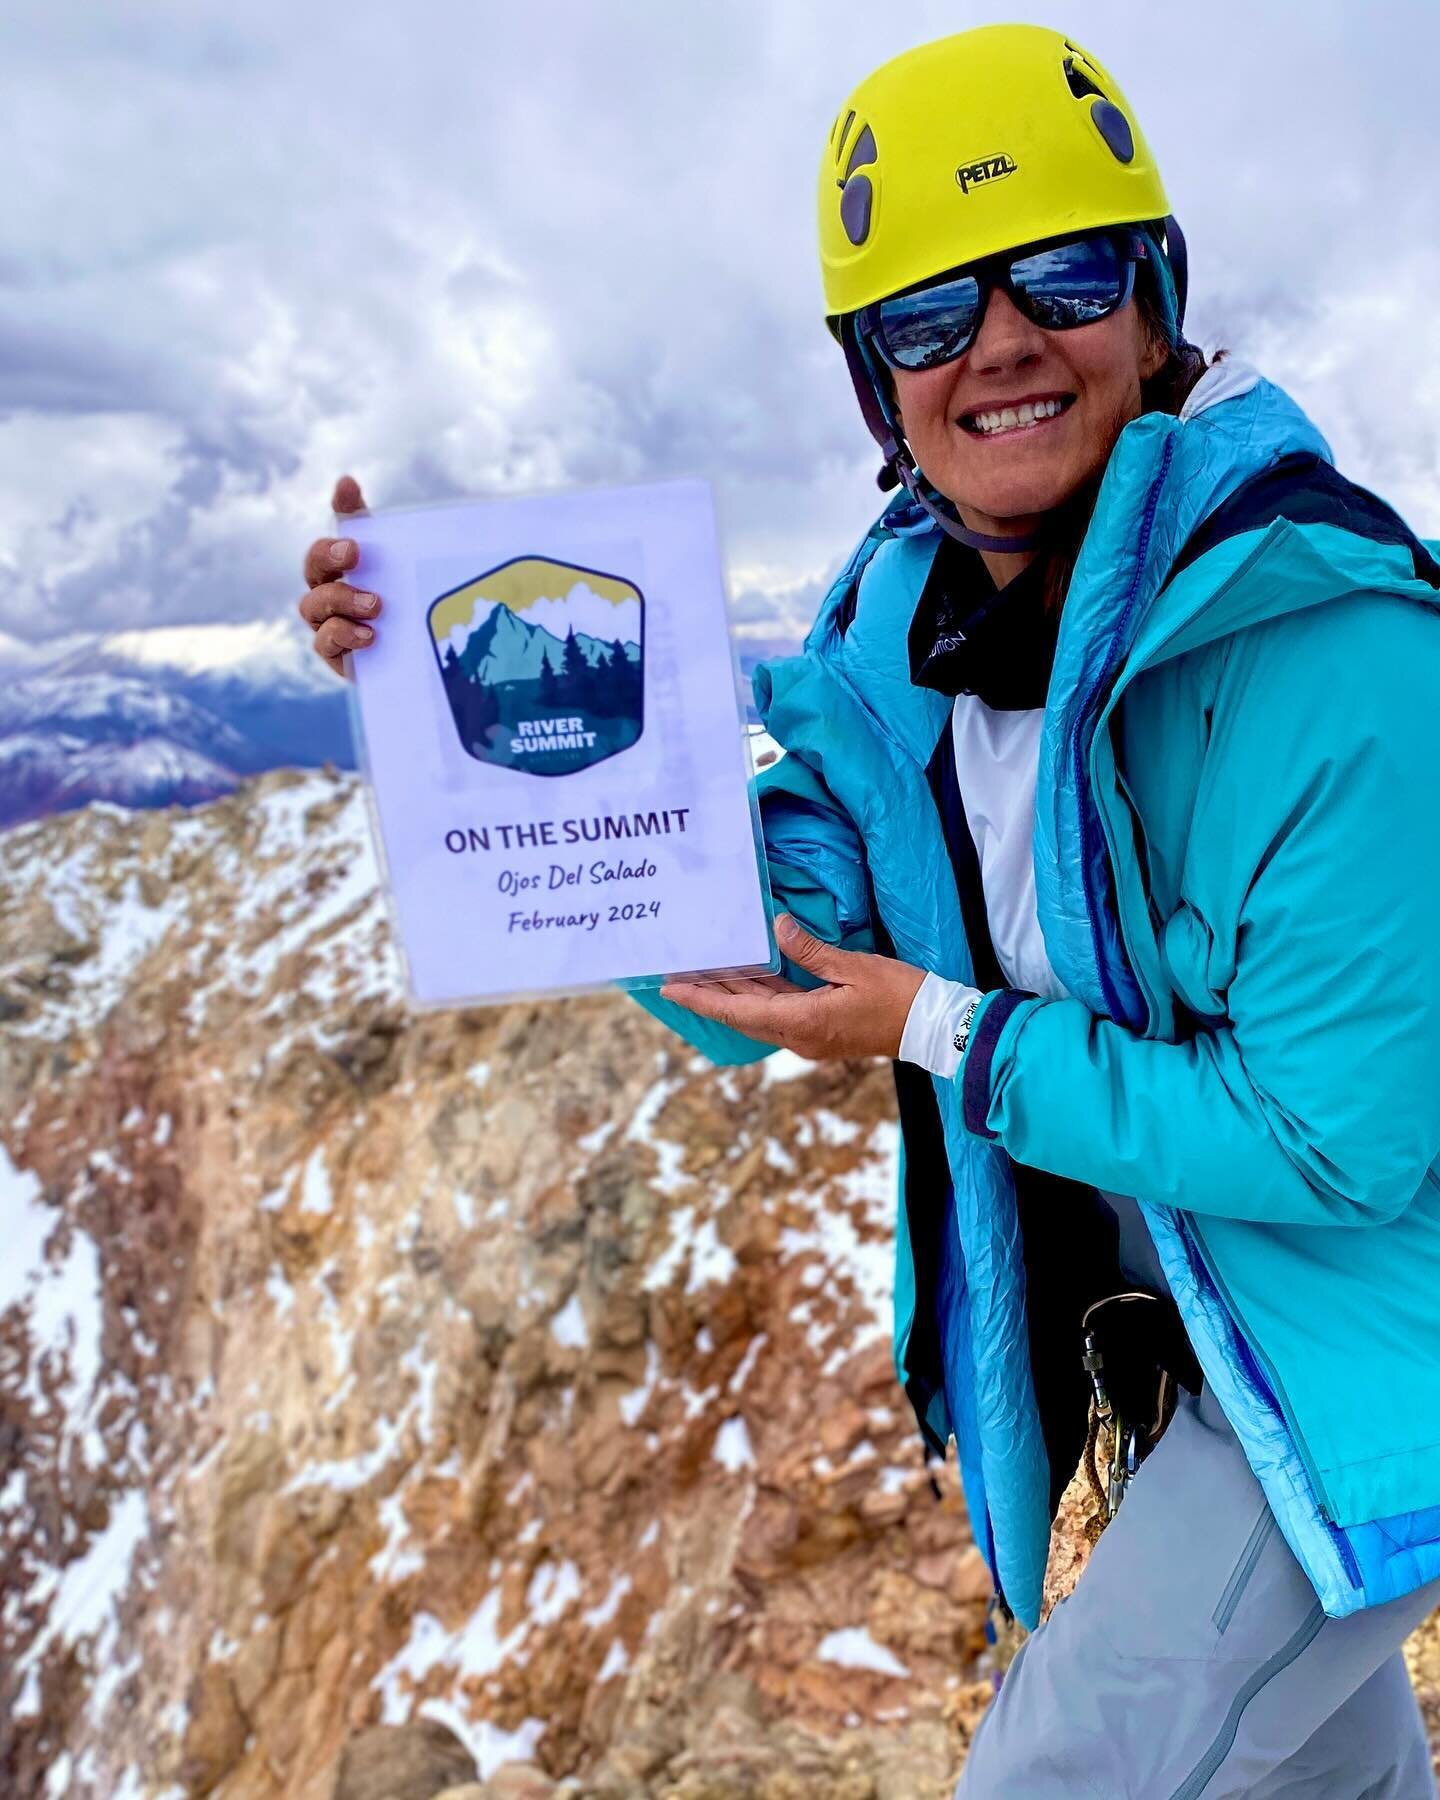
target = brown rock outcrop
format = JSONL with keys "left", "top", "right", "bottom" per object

{"left": 0, "top": 772, "right": 984, "bottom": 1798}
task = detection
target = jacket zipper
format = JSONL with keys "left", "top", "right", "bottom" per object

{"left": 1072, "top": 434, "right": 1176, "bottom": 1030}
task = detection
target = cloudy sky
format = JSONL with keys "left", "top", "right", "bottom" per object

{"left": 2, "top": 0, "right": 1436, "bottom": 650}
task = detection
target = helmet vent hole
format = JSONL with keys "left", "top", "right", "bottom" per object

{"left": 839, "top": 175, "right": 874, "bottom": 246}
{"left": 834, "top": 109, "right": 858, "bottom": 163}
{"left": 1091, "top": 99, "right": 1135, "bottom": 164}
{"left": 1063, "top": 54, "right": 1107, "bottom": 103}
{"left": 843, "top": 123, "right": 878, "bottom": 181}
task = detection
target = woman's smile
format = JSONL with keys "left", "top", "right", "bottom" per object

{"left": 956, "top": 392, "right": 1078, "bottom": 440}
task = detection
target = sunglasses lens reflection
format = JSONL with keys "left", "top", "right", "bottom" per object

{"left": 878, "top": 274, "right": 982, "bottom": 370}
{"left": 873, "top": 234, "right": 1131, "bottom": 371}
{"left": 1010, "top": 235, "right": 1125, "bottom": 328}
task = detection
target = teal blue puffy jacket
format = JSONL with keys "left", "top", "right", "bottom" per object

{"left": 633, "top": 369, "right": 1440, "bottom": 1631}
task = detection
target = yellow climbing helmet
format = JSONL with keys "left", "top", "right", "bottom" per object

{"left": 819, "top": 24, "right": 1170, "bottom": 321}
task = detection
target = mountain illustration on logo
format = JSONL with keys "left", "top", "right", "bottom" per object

{"left": 427, "top": 556, "right": 644, "bottom": 776}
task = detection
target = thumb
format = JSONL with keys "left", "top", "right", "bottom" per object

{"left": 775, "top": 913, "right": 847, "bottom": 981}
{"left": 333, "top": 473, "right": 368, "bottom": 515}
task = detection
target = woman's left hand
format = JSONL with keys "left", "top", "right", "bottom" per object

{"left": 658, "top": 913, "right": 927, "bottom": 1061}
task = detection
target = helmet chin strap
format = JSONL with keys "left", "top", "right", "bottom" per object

{"left": 890, "top": 443, "right": 1045, "bottom": 554}
{"left": 841, "top": 316, "right": 1045, "bottom": 556}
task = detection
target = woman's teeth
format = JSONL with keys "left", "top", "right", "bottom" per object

{"left": 963, "top": 397, "right": 1070, "bottom": 436}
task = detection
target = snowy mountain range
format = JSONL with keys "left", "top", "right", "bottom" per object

{"left": 0, "top": 621, "right": 353, "bottom": 829}
{"left": 0, "top": 614, "right": 797, "bottom": 830}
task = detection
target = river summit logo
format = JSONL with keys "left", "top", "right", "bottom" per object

{"left": 427, "top": 556, "right": 644, "bottom": 776}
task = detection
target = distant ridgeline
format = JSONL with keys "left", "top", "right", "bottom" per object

{"left": 428, "top": 557, "right": 644, "bottom": 777}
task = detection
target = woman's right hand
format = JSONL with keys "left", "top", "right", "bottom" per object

{"left": 299, "top": 475, "right": 380, "bottom": 680}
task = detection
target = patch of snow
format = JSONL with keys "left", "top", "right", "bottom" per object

{"left": 816, "top": 1626, "right": 910, "bottom": 1679}
{"left": 374, "top": 1597, "right": 525, "bottom": 1715}
{"left": 582, "top": 1573, "right": 632, "bottom": 1630}
{"left": 624, "top": 1076, "right": 689, "bottom": 1193}
{"left": 266, "top": 1266, "right": 295, "bottom": 1319}
{"left": 760, "top": 1048, "right": 813, "bottom": 1083}
{"left": 815, "top": 1109, "right": 862, "bottom": 1145}
{"left": 369, "top": 1489, "right": 425, "bottom": 1583}
{"left": 85, "top": 1645, "right": 142, "bottom": 1734}
{"left": 298, "top": 1148, "right": 333, "bottom": 1215}
{"left": 526, "top": 1559, "right": 582, "bottom": 1626}
{"left": 728, "top": 1332, "right": 767, "bottom": 1394}
{"left": 764, "top": 1136, "right": 797, "bottom": 1173}
{"left": 577, "top": 1117, "right": 616, "bottom": 1154}
{"left": 597, "top": 1638, "right": 630, "bottom": 1682}
{"left": 435, "top": 1706, "right": 545, "bottom": 1781}
{"left": 684, "top": 1217, "right": 737, "bottom": 1293}
{"left": 549, "top": 1293, "right": 588, "bottom": 1350}
{"left": 260, "top": 1171, "right": 299, "bottom": 1215}
{"left": 713, "top": 1416, "right": 755, "bottom": 1473}
{"left": 642, "top": 1205, "right": 694, "bottom": 1293}
{"left": 13, "top": 1489, "right": 150, "bottom": 1707}
{"left": 0, "top": 1150, "right": 105, "bottom": 1421}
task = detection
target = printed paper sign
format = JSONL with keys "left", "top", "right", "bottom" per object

{"left": 343, "top": 478, "right": 777, "bottom": 1007}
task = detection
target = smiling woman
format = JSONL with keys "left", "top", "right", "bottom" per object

{"left": 294, "top": 16, "right": 1440, "bottom": 1792}
{"left": 634, "top": 20, "right": 1440, "bottom": 1797}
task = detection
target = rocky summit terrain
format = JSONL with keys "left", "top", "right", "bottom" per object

{"left": 1, "top": 768, "right": 1437, "bottom": 1799}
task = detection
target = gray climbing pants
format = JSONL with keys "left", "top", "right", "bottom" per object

{"left": 956, "top": 1386, "right": 1440, "bottom": 1798}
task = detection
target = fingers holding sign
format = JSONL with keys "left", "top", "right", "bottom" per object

{"left": 299, "top": 475, "right": 380, "bottom": 679}
{"left": 659, "top": 914, "right": 926, "bottom": 1062}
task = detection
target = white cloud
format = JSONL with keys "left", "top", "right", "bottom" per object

{"left": 446, "top": 600, "right": 497, "bottom": 659}
{"left": 0, "top": 0, "right": 1435, "bottom": 658}
{"left": 511, "top": 582, "right": 641, "bottom": 648}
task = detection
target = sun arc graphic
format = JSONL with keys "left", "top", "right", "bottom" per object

{"left": 427, "top": 555, "right": 645, "bottom": 776}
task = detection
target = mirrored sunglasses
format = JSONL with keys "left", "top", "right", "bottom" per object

{"left": 861, "top": 230, "right": 1149, "bottom": 373}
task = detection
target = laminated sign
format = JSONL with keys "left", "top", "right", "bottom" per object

{"left": 343, "top": 478, "right": 777, "bottom": 1007}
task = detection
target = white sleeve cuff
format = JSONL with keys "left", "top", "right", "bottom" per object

{"left": 899, "top": 970, "right": 985, "bottom": 1079}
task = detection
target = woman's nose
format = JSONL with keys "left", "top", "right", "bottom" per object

{"left": 967, "top": 284, "right": 1047, "bottom": 372}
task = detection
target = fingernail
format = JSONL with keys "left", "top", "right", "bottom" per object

{"left": 332, "top": 540, "right": 354, "bottom": 565}
{"left": 355, "top": 593, "right": 378, "bottom": 613}
{"left": 355, "top": 625, "right": 373, "bottom": 641}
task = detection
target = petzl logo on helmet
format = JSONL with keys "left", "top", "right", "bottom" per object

{"left": 428, "top": 556, "right": 644, "bottom": 777}
{"left": 955, "top": 152, "right": 1018, "bottom": 197}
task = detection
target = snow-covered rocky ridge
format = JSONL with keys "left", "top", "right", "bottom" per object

{"left": 0, "top": 769, "right": 995, "bottom": 1798}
